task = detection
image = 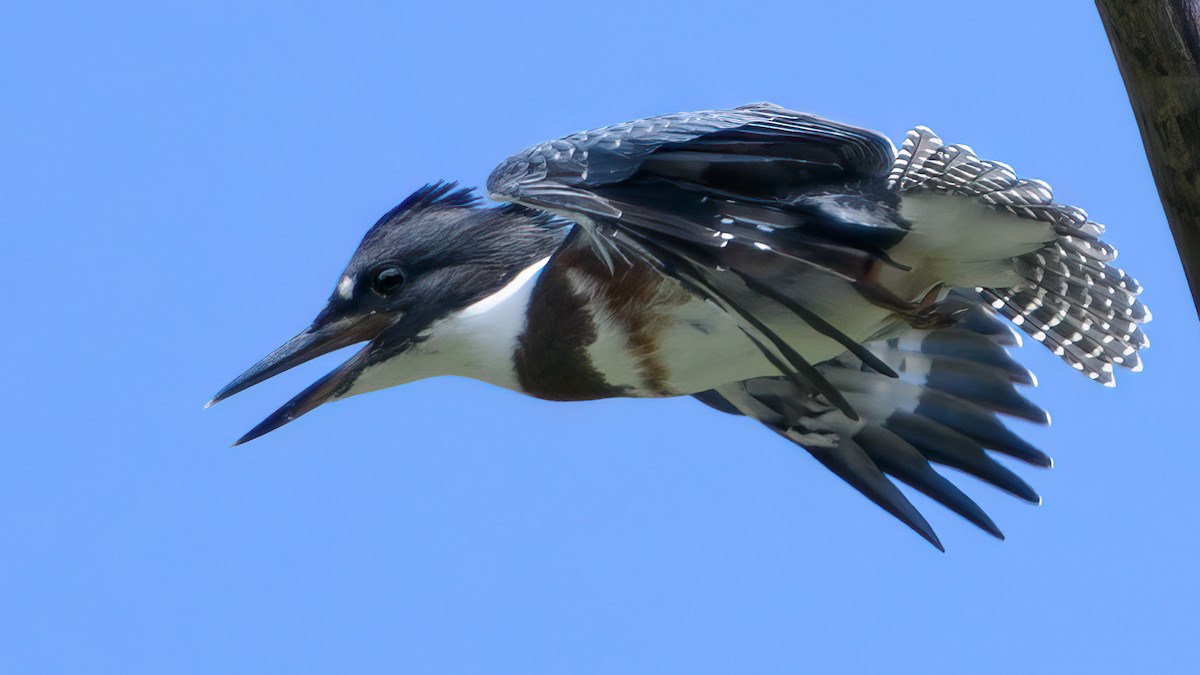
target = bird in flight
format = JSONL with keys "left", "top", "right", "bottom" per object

{"left": 210, "top": 103, "right": 1149, "bottom": 549}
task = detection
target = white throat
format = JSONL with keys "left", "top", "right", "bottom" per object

{"left": 344, "top": 257, "right": 551, "bottom": 397}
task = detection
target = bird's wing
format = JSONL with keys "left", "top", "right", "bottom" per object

{"left": 487, "top": 103, "right": 909, "bottom": 418}
{"left": 487, "top": 102, "right": 901, "bottom": 268}
{"left": 698, "top": 293, "right": 1048, "bottom": 550}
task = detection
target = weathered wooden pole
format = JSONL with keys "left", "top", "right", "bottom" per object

{"left": 1096, "top": 0, "right": 1200, "bottom": 318}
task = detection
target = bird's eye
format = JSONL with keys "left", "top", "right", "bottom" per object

{"left": 371, "top": 266, "right": 406, "bottom": 296}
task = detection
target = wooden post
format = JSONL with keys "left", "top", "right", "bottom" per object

{"left": 1096, "top": 0, "right": 1200, "bottom": 318}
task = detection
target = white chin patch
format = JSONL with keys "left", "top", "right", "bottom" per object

{"left": 342, "top": 256, "right": 552, "bottom": 398}
{"left": 337, "top": 275, "right": 354, "bottom": 300}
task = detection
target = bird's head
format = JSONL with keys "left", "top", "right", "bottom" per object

{"left": 209, "top": 182, "right": 566, "bottom": 444}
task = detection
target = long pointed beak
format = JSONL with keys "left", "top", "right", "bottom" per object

{"left": 207, "top": 313, "right": 390, "bottom": 408}
{"left": 230, "top": 343, "right": 375, "bottom": 446}
{"left": 212, "top": 307, "right": 430, "bottom": 445}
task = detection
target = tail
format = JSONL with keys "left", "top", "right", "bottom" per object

{"left": 888, "top": 127, "right": 1150, "bottom": 386}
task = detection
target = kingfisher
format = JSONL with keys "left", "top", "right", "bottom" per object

{"left": 209, "top": 103, "right": 1149, "bottom": 549}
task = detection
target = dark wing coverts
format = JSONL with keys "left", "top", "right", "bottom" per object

{"left": 486, "top": 102, "right": 899, "bottom": 258}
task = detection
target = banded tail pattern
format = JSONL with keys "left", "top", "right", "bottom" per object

{"left": 888, "top": 127, "right": 1150, "bottom": 386}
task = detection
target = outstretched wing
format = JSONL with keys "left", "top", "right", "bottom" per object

{"left": 487, "top": 103, "right": 910, "bottom": 417}
{"left": 699, "top": 294, "right": 1048, "bottom": 550}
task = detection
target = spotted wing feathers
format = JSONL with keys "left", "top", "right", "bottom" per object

{"left": 487, "top": 102, "right": 902, "bottom": 272}
{"left": 490, "top": 102, "right": 894, "bottom": 198}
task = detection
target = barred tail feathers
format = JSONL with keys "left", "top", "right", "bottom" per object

{"left": 889, "top": 126, "right": 1150, "bottom": 386}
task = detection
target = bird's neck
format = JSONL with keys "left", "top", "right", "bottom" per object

{"left": 403, "top": 256, "right": 554, "bottom": 392}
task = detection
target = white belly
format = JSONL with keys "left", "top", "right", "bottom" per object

{"left": 573, "top": 266, "right": 900, "bottom": 397}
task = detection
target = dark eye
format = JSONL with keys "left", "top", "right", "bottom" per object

{"left": 371, "top": 266, "right": 406, "bottom": 296}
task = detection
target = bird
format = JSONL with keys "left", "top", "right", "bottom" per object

{"left": 209, "top": 103, "right": 1150, "bottom": 550}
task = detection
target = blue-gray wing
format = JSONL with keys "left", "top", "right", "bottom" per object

{"left": 486, "top": 102, "right": 900, "bottom": 261}
{"left": 488, "top": 102, "right": 893, "bottom": 192}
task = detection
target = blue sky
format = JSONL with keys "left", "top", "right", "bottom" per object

{"left": 3, "top": 1, "right": 1198, "bottom": 673}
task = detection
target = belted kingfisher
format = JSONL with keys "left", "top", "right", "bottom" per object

{"left": 210, "top": 103, "right": 1149, "bottom": 549}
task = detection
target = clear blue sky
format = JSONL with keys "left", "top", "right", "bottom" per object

{"left": 3, "top": 1, "right": 1198, "bottom": 673}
